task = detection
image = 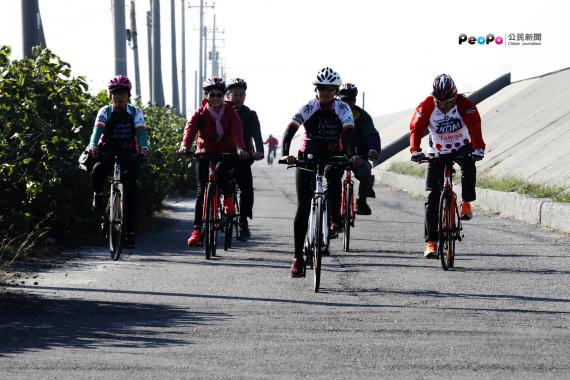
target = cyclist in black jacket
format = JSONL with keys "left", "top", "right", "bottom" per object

{"left": 338, "top": 83, "right": 381, "bottom": 215}
{"left": 226, "top": 78, "right": 264, "bottom": 240}
{"left": 281, "top": 67, "right": 362, "bottom": 277}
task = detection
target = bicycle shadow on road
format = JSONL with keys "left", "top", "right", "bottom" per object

{"left": 0, "top": 291, "right": 229, "bottom": 357}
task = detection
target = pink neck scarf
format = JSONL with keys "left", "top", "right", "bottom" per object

{"left": 206, "top": 103, "right": 225, "bottom": 141}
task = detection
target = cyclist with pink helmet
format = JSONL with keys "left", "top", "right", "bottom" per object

{"left": 409, "top": 73, "right": 485, "bottom": 258}
{"left": 87, "top": 75, "right": 150, "bottom": 249}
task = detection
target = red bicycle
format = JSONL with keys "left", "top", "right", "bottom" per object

{"left": 187, "top": 152, "right": 237, "bottom": 260}
{"left": 420, "top": 154, "right": 470, "bottom": 270}
{"left": 340, "top": 164, "right": 356, "bottom": 252}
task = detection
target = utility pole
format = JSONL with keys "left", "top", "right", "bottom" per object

{"left": 203, "top": 26, "right": 208, "bottom": 80}
{"left": 194, "top": 70, "right": 198, "bottom": 109}
{"left": 128, "top": 0, "right": 141, "bottom": 99}
{"left": 209, "top": 14, "right": 224, "bottom": 76}
{"left": 146, "top": 9, "right": 153, "bottom": 98}
{"left": 170, "top": 0, "right": 180, "bottom": 112}
{"left": 22, "top": 0, "right": 46, "bottom": 57}
{"left": 198, "top": 0, "right": 204, "bottom": 91}
{"left": 362, "top": 91, "right": 365, "bottom": 110}
{"left": 189, "top": 1, "right": 214, "bottom": 107}
{"left": 211, "top": 14, "right": 217, "bottom": 76}
{"left": 151, "top": 0, "right": 165, "bottom": 106}
{"left": 180, "top": 0, "right": 186, "bottom": 115}
{"left": 112, "top": 0, "right": 127, "bottom": 75}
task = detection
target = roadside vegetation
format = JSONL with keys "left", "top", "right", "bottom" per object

{"left": 0, "top": 46, "right": 193, "bottom": 269}
{"left": 387, "top": 161, "right": 570, "bottom": 203}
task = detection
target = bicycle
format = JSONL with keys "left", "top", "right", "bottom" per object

{"left": 340, "top": 164, "right": 356, "bottom": 252}
{"left": 419, "top": 154, "right": 470, "bottom": 270}
{"left": 103, "top": 153, "right": 137, "bottom": 261}
{"left": 224, "top": 172, "right": 241, "bottom": 251}
{"left": 279, "top": 155, "right": 346, "bottom": 292}
{"left": 186, "top": 152, "right": 237, "bottom": 260}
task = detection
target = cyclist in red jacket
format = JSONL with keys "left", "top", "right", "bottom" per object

{"left": 409, "top": 74, "right": 485, "bottom": 258}
{"left": 264, "top": 134, "right": 279, "bottom": 165}
{"left": 178, "top": 77, "right": 249, "bottom": 247}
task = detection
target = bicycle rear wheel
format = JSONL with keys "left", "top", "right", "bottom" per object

{"left": 343, "top": 183, "right": 352, "bottom": 252}
{"left": 313, "top": 200, "right": 323, "bottom": 292}
{"left": 234, "top": 187, "right": 241, "bottom": 242}
{"left": 223, "top": 212, "right": 232, "bottom": 251}
{"left": 438, "top": 192, "right": 455, "bottom": 271}
{"left": 204, "top": 183, "right": 216, "bottom": 260}
{"left": 109, "top": 184, "right": 123, "bottom": 261}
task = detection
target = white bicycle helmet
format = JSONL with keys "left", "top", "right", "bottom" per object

{"left": 202, "top": 76, "right": 226, "bottom": 92}
{"left": 227, "top": 77, "right": 247, "bottom": 90}
{"left": 313, "top": 67, "right": 342, "bottom": 86}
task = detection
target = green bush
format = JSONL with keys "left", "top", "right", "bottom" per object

{"left": 0, "top": 46, "right": 102, "bottom": 241}
{"left": 0, "top": 46, "right": 193, "bottom": 254}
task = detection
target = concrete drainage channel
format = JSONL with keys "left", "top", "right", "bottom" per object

{"left": 374, "top": 169, "right": 570, "bottom": 234}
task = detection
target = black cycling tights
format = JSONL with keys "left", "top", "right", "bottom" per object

{"left": 92, "top": 156, "right": 139, "bottom": 234}
{"left": 193, "top": 158, "right": 234, "bottom": 229}
{"left": 293, "top": 167, "right": 342, "bottom": 258}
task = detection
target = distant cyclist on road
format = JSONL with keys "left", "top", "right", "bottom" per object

{"left": 178, "top": 77, "right": 249, "bottom": 247}
{"left": 226, "top": 77, "right": 264, "bottom": 241}
{"left": 281, "top": 67, "right": 361, "bottom": 277}
{"left": 409, "top": 74, "right": 485, "bottom": 258}
{"left": 337, "top": 82, "right": 381, "bottom": 215}
{"left": 87, "top": 75, "right": 150, "bottom": 249}
{"left": 264, "top": 134, "right": 279, "bottom": 165}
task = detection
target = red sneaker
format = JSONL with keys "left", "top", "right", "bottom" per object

{"left": 460, "top": 201, "right": 473, "bottom": 221}
{"left": 424, "top": 241, "right": 438, "bottom": 259}
{"left": 224, "top": 196, "right": 236, "bottom": 215}
{"left": 187, "top": 230, "right": 202, "bottom": 247}
{"left": 289, "top": 257, "right": 305, "bottom": 278}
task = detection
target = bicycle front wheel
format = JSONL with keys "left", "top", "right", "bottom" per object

{"left": 313, "top": 199, "right": 323, "bottom": 292}
{"left": 109, "top": 184, "right": 124, "bottom": 261}
{"left": 204, "top": 183, "right": 216, "bottom": 260}
{"left": 343, "top": 183, "right": 352, "bottom": 252}
{"left": 438, "top": 192, "right": 455, "bottom": 271}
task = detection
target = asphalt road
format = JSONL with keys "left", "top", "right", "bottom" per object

{"left": 1, "top": 162, "right": 570, "bottom": 379}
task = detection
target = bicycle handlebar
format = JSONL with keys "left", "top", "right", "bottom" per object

{"left": 278, "top": 156, "right": 349, "bottom": 170}
{"left": 181, "top": 151, "right": 238, "bottom": 160}
{"left": 418, "top": 153, "right": 473, "bottom": 163}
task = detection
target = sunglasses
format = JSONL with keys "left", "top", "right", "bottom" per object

{"left": 316, "top": 86, "right": 338, "bottom": 92}
{"left": 435, "top": 97, "right": 455, "bottom": 105}
{"left": 208, "top": 92, "right": 224, "bottom": 98}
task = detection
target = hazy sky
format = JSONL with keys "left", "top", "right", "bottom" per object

{"left": 2, "top": 0, "right": 570, "bottom": 137}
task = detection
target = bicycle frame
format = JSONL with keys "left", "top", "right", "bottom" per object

{"left": 340, "top": 167, "right": 355, "bottom": 225}
{"left": 306, "top": 165, "right": 329, "bottom": 251}
{"left": 440, "top": 159, "right": 462, "bottom": 240}
{"left": 201, "top": 160, "right": 222, "bottom": 229}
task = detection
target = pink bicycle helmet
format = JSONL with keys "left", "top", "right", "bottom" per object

{"left": 108, "top": 75, "right": 132, "bottom": 93}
